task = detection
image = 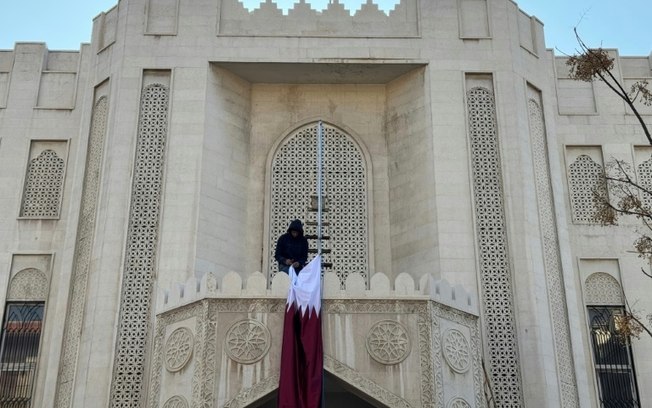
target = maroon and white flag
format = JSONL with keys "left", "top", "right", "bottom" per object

{"left": 278, "top": 255, "right": 323, "bottom": 408}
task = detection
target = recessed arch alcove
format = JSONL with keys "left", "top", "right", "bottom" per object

{"left": 265, "top": 121, "right": 372, "bottom": 287}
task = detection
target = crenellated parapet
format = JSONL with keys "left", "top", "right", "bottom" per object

{"left": 156, "top": 270, "right": 478, "bottom": 316}
{"left": 554, "top": 51, "right": 652, "bottom": 116}
{"left": 0, "top": 43, "right": 87, "bottom": 110}
{"left": 218, "top": 0, "right": 418, "bottom": 37}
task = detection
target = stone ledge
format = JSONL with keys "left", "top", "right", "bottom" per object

{"left": 156, "top": 270, "right": 478, "bottom": 316}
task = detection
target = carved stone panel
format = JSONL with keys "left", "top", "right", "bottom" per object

{"left": 165, "top": 327, "right": 194, "bottom": 372}
{"left": 162, "top": 395, "right": 188, "bottom": 408}
{"left": 366, "top": 320, "right": 411, "bottom": 365}
{"left": 7, "top": 268, "right": 49, "bottom": 301}
{"left": 442, "top": 329, "right": 470, "bottom": 374}
{"left": 224, "top": 319, "right": 271, "bottom": 364}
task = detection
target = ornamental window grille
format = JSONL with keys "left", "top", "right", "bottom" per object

{"left": 636, "top": 154, "right": 652, "bottom": 210}
{"left": 467, "top": 86, "right": 523, "bottom": 406}
{"left": 568, "top": 154, "right": 607, "bottom": 224}
{"left": 0, "top": 303, "right": 45, "bottom": 408}
{"left": 587, "top": 306, "right": 641, "bottom": 407}
{"left": 109, "top": 83, "right": 169, "bottom": 407}
{"left": 20, "top": 149, "right": 65, "bottom": 218}
{"left": 269, "top": 122, "right": 368, "bottom": 287}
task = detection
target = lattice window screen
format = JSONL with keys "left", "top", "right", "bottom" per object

{"left": 20, "top": 149, "right": 65, "bottom": 218}
{"left": 110, "top": 83, "right": 169, "bottom": 408}
{"left": 584, "top": 272, "right": 624, "bottom": 306}
{"left": 637, "top": 154, "right": 652, "bottom": 209}
{"left": 467, "top": 86, "right": 523, "bottom": 407}
{"left": 269, "top": 122, "right": 368, "bottom": 287}
{"left": 568, "top": 154, "right": 606, "bottom": 224}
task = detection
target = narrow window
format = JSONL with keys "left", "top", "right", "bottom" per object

{"left": 0, "top": 303, "right": 45, "bottom": 407}
{"left": 587, "top": 306, "right": 641, "bottom": 407}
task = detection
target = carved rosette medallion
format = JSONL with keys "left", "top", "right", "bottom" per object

{"left": 365, "top": 320, "right": 411, "bottom": 365}
{"left": 164, "top": 327, "right": 194, "bottom": 372}
{"left": 225, "top": 319, "right": 271, "bottom": 364}
{"left": 163, "top": 395, "right": 188, "bottom": 408}
{"left": 442, "top": 329, "right": 471, "bottom": 374}
{"left": 447, "top": 397, "right": 471, "bottom": 408}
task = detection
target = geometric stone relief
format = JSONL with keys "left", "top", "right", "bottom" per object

{"left": 466, "top": 82, "right": 523, "bottom": 406}
{"left": 568, "top": 153, "right": 607, "bottom": 224}
{"left": 527, "top": 95, "right": 579, "bottom": 407}
{"left": 636, "top": 151, "right": 652, "bottom": 209}
{"left": 151, "top": 297, "right": 484, "bottom": 408}
{"left": 109, "top": 79, "right": 170, "bottom": 408}
{"left": 224, "top": 319, "right": 271, "bottom": 364}
{"left": 365, "top": 320, "right": 411, "bottom": 365}
{"left": 55, "top": 94, "right": 109, "bottom": 408}
{"left": 270, "top": 122, "right": 368, "bottom": 287}
{"left": 584, "top": 272, "right": 624, "bottom": 306}
{"left": 446, "top": 397, "right": 471, "bottom": 408}
{"left": 164, "top": 327, "right": 194, "bottom": 372}
{"left": 162, "top": 395, "right": 188, "bottom": 408}
{"left": 441, "top": 329, "right": 470, "bottom": 374}
{"left": 7, "top": 268, "right": 49, "bottom": 301}
{"left": 324, "top": 355, "right": 412, "bottom": 408}
{"left": 20, "top": 147, "right": 66, "bottom": 218}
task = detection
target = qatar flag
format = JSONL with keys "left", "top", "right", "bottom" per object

{"left": 278, "top": 255, "right": 323, "bottom": 408}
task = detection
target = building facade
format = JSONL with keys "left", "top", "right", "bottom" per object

{"left": 0, "top": 0, "right": 650, "bottom": 406}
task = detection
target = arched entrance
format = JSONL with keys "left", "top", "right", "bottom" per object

{"left": 244, "top": 372, "right": 385, "bottom": 408}
{"left": 268, "top": 122, "right": 370, "bottom": 287}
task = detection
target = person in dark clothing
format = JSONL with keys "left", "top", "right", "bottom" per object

{"left": 275, "top": 219, "right": 309, "bottom": 273}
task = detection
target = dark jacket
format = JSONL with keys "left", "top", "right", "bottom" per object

{"left": 275, "top": 219, "right": 309, "bottom": 272}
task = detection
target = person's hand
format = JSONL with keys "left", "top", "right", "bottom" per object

{"left": 285, "top": 259, "right": 294, "bottom": 266}
{"left": 292, "top": 262, "right": 300, "bottom": 269}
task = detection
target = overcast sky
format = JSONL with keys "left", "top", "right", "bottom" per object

{"left": 0, "top": 0, "right": 650, "bottom": 55}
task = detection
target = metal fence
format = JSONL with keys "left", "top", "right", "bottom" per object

{"left": 0, "top": 303, "right": 44, "bottom": 408}
{"left": 588, "top": 306, "right": 641, "bottom": 408}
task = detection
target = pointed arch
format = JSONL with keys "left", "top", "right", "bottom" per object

{"left": 264, "top": 120, "right": 373, "bottom": 287}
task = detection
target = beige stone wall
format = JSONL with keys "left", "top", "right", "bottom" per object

{"left": 0, "top": 0, "right": 650, "bottom": 407}
{"left": 554, "top": 50, "right": 652, "bottom": 407}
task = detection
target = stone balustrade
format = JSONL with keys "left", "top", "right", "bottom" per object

{"left": 156, "top": 270, "right": 478, "bottom": 316}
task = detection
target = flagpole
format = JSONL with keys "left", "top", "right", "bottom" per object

{"left": 317, "top": 120, "right": 323, "bottom": 257}
{"left": 317, "top": 120, "right": 325, "bottom": 408}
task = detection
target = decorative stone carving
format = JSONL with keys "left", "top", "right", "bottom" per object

{"left": 324, "top": 356, "right": 412, "bottom": 408}
{"left": 7, "top": 268, "right": 48, "bottom": 301}
{"left": 224, "top": 319, "right": 271, "bottom": 364}
{"left": 164, "top": 327, "right": 194, "bottom": 372}
{"left": 20, "top": 148, "right": 65, "bottom": 218}
{"left": 585, "top": 272, "right": 624, "bottom": 306}
{"left": 637, "top": 154, "right": 652, "bottom": 209}
{"left": 110, "top": 82, "right": 170, "bottom": 407}
{"left": 55, "top": 95, "right": 109, "bottom": 408}
{"left": 568, "top": 154, "right": 607, "bottom": 224}
{"left": 223, "top": 374, "right": 280, "bottom": 408}
{"left": 467, "top": 85, "right": 523, "bottom": 405}
{"left": 447, "top": 397, "right": 471, "bottom": 408}
{"left": 442, "top": 329, "right": 470, "bottom": 374}
{"left": 366, "top": 320, "right": 411, "bottom": 365}
{"left": 162, "top": 395, "right": 188, "bottom": 408}
{"left": 150, "top": 298, "right": 483, "bottom": 408}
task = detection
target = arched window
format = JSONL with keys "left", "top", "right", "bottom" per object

{"left": 269, "top": 122, "right": 369, "bottom": 287}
